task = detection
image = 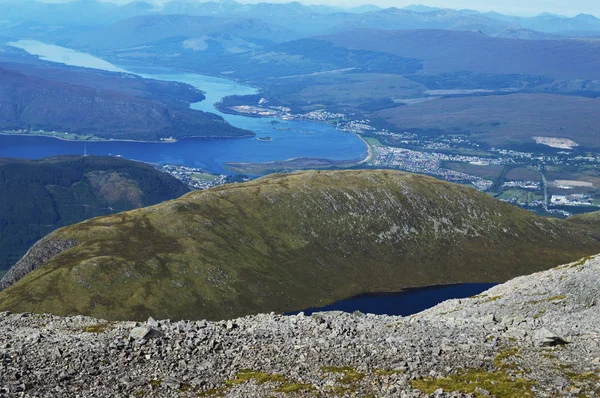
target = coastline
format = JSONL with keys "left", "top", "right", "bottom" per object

{"left": 215, "top": 106, "right": 371, "bottom": 163}
{"left": 357, "top": 134, "right": 373, "bottom": 164}
{"left": 0, "top": 132, "right": 255, "bottom": 144}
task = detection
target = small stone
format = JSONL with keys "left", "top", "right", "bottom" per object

{"left": 537, "top": 328, "right": 568, "bottom": 347}
{"left": 129, "top": 326, "right": 161, "bottom": 340}
{"left": 162, "top": 377, "right": 181, "bottom": 389}
{"left": 481, "top": 314, "right": 497, "bottom": 324}
{"left": 553, "top": 376, "right": 568, "bottom": 387}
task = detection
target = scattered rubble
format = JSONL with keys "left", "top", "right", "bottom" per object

{"left": 1, "top": 255, "right": 599, "bottom": 397}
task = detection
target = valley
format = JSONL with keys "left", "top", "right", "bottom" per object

{"left": 4, "top": 26, "right": 600, "bottom": 216}
{"left": 2, "top": 2, "right": 600, "bottom": 396}
{"left": 0, "top": 51, "right": 250, "bottom": 142}
{"left": 0, "top": 41, "right": 367, "bottom": 175}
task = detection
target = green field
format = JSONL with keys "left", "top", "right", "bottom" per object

{"left": 545, "top": 164, "right": 600, "bottom": 200}
{"left": 505, "top": 167, "right": 541, "bottom": 182}
{"left": 190, "top": 173, "right": 219, "bottom": 182}
{"left": 441, "top": 161, "right": 505, "bottom": 180}
{"left": 497, "top": 189, "right": 543, "bottom": 205}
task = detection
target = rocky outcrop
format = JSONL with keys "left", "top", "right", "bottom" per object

{"left": 1, "top": 254, "right": 598, "bottom": 397}
{"left": 0, "top": 235, "right": 77, "bottom": 291}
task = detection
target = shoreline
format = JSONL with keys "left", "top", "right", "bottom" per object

{"left": 357, "top": 134, "right": 374, "bottom": 164}
{"left": 216, "top": 106, "right": 371, "bottom": 162}
{"left": 0, "top": 132, "right": 255, "bottom": 144}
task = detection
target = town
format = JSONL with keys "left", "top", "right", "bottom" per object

{"left": 219, "top": 100, "right": 600, "bottom": 216}
{"left": 156, "top": 165, "right": 229, "bottom": 190}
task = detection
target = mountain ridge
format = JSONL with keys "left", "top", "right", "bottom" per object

{"left": 323, "top": 29, "right": 600, "bottom": 80}
{"left": 1, "top": 169, "right": 599, "bottom": 321}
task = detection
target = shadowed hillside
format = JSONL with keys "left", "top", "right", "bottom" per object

{"left": 0, "top": 58, "right": 252, "bottom": 141}
{"left": 0, "top": 156, "right": 189, "bottom": 271}
{"left": 1, "top": 170, "right": 599, "bottom": 321}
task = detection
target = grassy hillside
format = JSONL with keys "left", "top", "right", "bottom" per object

{"left": 569, "top": 210, "right": 600, "bottom": 227}
{"left": 0, "top": 156, "right": 189, "bottom": 270}
{"left": 1, "top": 170, "right": 599, "bottom": 321}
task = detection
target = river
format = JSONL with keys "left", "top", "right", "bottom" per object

{"left": 2, "top": 40, "right": 367, "bottom": 174}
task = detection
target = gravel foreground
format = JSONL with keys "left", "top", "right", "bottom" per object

{"left": 1, "top": 255, "right": 599, "bottom": 397}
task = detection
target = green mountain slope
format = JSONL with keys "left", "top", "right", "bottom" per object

{"left": 568, "top": 210, "right": 600, "bottom": 229}
{"left": 0, "top": 170, "right": 598, "bottom": 321}
{"left": 0, "top": 156, "right": 189, "bottom": 270}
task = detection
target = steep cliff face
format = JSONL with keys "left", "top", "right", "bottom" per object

{"left": 1, "top": 170, "right": 599, "bottom": 321}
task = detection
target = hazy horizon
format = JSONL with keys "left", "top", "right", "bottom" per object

{"left": 6, "top": 0, "right": 600, "bottom": 18}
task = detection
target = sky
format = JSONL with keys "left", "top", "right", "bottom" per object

{"left": 13, "top": 0, "right": 600, "bottom": 17}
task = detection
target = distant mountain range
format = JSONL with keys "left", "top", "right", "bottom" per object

{"left": 66, "top": 14, "right": 297, "bottom": 50}
{"left": 324, "top": 29, "right": 600, "bottom": 80}
{"left": 1, "top": 0, "right": 600, "bottom": 41}
{"left": 468, "top": 10, "right": 600, "bottom": 35}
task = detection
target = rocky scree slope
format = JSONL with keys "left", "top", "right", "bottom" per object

{"left": 0, "top": 255, "right": 599, "bottom": 397}
{"left": 1, "top": 170, "right": 599, "bottom": 321}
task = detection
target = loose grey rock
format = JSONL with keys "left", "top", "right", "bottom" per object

{"left": 0, "top": 255, "right": 599, "bottom": 397}
{"left": 129, "top": 326, "right": 161, "bottom": 340}
{"left": 536, "top": 328, "right": 569, "bottom": 347}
